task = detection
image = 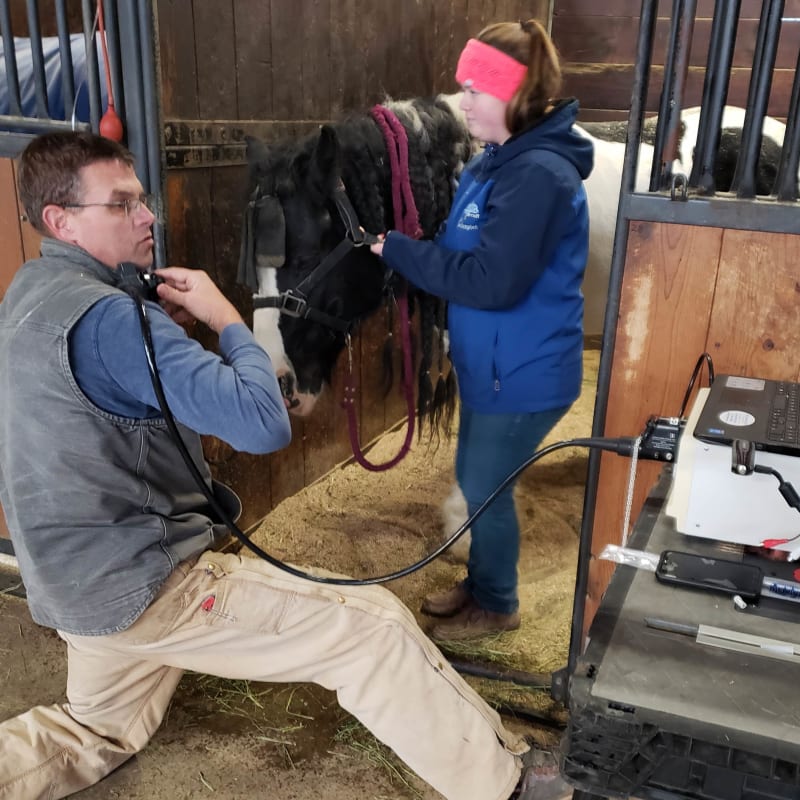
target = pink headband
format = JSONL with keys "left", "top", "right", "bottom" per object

{"left": 455, "top": 38, "right": 527, "bottom": 102}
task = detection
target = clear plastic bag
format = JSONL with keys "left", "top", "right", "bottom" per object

{"left": 598, "top": 544, "right": 660, "bottom": 572}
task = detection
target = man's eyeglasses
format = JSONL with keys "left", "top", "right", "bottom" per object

{"left": 62, "top": 194, "right": 155, "bottom": 216}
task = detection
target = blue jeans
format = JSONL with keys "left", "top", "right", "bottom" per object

{"left": 456, "top": 405, "right": 569, "bottom": 615}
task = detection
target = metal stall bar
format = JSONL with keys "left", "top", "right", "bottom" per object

{"left": 688, "top": 0, "right": 742, "bottom": 194}
{"left": 102, "top": 0, "right": 125, "bottom": 124}
{"left": 0, "top": 116, "right": 88, "bottom": 133}
{"left": 80, "top": 0, "right": 101, "bottom": 131}
{"left": 116, "top": 3, "right": 146, "bottom": 181}
{"left": 560, "top": 0, "right": 660, "bottom": 703}
{"left": 54, "top": 0, "right": 76, "bottom": 122}
{"left": 137, "top": 0, "right": 165, "bottom": 268}
{"left": 649, "top": 0, "right": 696, "bottom": 191}
{"left": 25, "top": 0, "right": 50, "bottom": 118}
{"left": 775, "top": 48, "right": 800, "bottom": 202}
{"left": 113, "top": 0, "right": 165, "bottom": 268}
{"left": 731, "top": 0, "right": 784, "bottom": 198}
{"left": 0, "top": 1, "right": 23, "bottom": 116}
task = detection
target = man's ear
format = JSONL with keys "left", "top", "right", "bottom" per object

{"left": 40, "top": 204, "right": 73, "bottom": 239}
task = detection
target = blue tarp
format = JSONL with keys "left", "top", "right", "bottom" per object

{"left": 0, "top": 34, "right": 108, "bottom": 124}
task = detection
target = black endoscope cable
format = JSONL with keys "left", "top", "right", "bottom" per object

{"left": 126, "top": 287, "right": 639, "bottom": 586}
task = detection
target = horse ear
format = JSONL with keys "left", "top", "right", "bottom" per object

{"left": 245, "top": 135, "right": 270, "bottom": 169}
{"left": 308, "top": 124, "right": 342, "bottom": 198}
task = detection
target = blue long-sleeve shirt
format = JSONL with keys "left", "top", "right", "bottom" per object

{"left": 69, "top": 294, "right": 290, "bottom": 454}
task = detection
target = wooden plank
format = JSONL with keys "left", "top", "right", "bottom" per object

{"left": 199, "top": 447, "right": 274, "bottom": 531}
{"left": 302, "top": 0, "right": 332, "bottom": 118}
{"left": 13, "top": 162, "right": 43, "bottom": 262}
{"left": 156, "top": 0, "right": 200, "bottom": 119}
{"left": 562, "top": 64, "right": 796, "bottom": 119}
{"left": 0, "top": 158, "right": 24, "bottom": 301}
{"left": 209, "top": 165, "right": 249, "bottom": 295}
{"left": 303, "top": 352, "right": 355, "bottom": 486}
{"left": 193, "top": 0, "right": 239, "bottom": 120}
{"left": 706, "top": 230, "right": 800, "bottom": 381}
{"left": 349, "top": 0, "right": 381, "bottom": 110}
{"left": 432, "top": 0, "right": 468, "bottom": 92}
{"left": 270, "top": 0, "right": 305, "bottom": 119}
{"left": 358, "top": 309, "right": 391, "bottom": 445}
{"left": 269, "top": 421, "right": 307, "bottom": 508}
{"left": 586, "top": 221, "right": 723, "bottom": 628}
{"left": 553, "top": 17, "right": 800, "bottom": 70}
{"left": 164, "top": 170, "right": 214, "bottom": 269}
{"left": 163, "top": 120, "right": 324, "bottom": 168}
{"left": 363, "top": 0, "right": 393, "bottom": 104}
{"left": 233, "top": 0, "right": 274, "bottom": 120}
{"left": 329, "top": 0, "right": 354, "bottom": 117}
{"left": 388, "top": 0, "right": 434, "bottom": 100}
{"left": 8, "top": 0, "right": 83, "bottom": 35}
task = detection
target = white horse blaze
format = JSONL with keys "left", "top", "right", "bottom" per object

{"left": 253, "top": 266, "right": 289, "bottom": 374}
{"left": 252, "top": 266, "right": 320, "bottom": 416}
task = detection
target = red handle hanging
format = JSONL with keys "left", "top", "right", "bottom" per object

{"left": 97, "top": 0, "right": 123, "bottom": 141}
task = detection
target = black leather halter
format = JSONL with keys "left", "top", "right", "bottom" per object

{"left": 249, "top": 182, "right": 380, "bottom": 334}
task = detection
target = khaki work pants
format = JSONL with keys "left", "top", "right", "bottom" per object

{"left": 0, "top": 550, "right": 526, "bottom": 800}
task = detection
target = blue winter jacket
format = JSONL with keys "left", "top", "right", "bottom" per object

{"left": 381, "top": 98, "right": 594, "bottom": 413}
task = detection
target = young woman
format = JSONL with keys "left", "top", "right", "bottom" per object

{"left": 371, "top": 19, "right": 594, "bottom": 640}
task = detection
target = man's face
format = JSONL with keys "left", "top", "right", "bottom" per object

{"left": 62, "top": 159, "right": 155, "bottom": 269}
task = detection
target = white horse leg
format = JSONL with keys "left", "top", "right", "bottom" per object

{"left": 441, "top": 483, "right": 471, "bottom": 564}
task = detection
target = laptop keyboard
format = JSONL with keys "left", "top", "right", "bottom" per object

{"left": 768, "top": 383, "right": 800, "bottom": 444}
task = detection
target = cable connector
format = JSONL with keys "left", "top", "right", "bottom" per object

{"left": 638, "top": 416, "right": 685, "bottom": 461}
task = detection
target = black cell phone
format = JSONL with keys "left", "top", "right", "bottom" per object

{"left": 655, "top": 550, "right": 763, "bottom": 602}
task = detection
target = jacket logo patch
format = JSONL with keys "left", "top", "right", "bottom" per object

{"left": 458, "top": 202, "right": 480, "bottom": 232}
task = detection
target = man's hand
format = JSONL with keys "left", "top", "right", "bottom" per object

{"left": 155, "top": 267, "right": 243, "bottom": 335}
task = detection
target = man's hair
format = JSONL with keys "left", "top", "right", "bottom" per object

{"left": 17, "top": 131, "right": 135, "bottom": 235}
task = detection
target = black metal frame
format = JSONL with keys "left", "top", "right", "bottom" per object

{"left": 0, "top": 0, "right": 165, "bottom": 266}
{"left": 562, "top": 0, "right": 800, "bottom": 703}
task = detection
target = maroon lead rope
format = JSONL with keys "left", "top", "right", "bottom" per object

{"left": 340, "top": 106, "right": 423, "bottom": 471}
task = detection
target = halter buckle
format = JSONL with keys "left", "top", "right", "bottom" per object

{"left": 279, "top": 290, "right": 309, "bottom": 318}
{"left": 350, "top": 227, "right": 380, "bottom": 247}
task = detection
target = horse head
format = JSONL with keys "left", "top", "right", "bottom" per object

{"left": 240, "top": 98, "right": 471, "bottom": 419}
{"left": 241, "top": 123, "right": 390, "bottom": 415}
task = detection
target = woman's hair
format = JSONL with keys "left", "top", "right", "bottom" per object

{"left": 18, "top": 131, "right": 134, "bottom": 234}
{"left": 476, "top": 18, "right": 562, "bottom": 135}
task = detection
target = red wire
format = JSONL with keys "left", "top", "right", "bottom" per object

{"left": 97, "top": 0, "right": 115, "bottom": 108}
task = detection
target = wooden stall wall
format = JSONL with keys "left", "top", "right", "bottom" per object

{"left": 155, "top": 0, "right": 550, "bottom": 529}
{"left": 583, "top": 224, "right": 800, "bottom": 627}
{"left": 552, "top": 0, "right": 800, "bottom": 122}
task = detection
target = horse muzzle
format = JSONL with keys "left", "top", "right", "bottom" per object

{"left": 278, "top": 372, "right": 320, "bottom": 416}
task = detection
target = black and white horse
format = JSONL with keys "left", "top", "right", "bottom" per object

{"left": 239, "top": 96, "right": 472, "bottom": 423}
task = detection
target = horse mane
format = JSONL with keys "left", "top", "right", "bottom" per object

{"left": 332, "top": 97, "right": 471, "bottom": 442}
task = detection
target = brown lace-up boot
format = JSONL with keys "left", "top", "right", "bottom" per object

{"left": 430, "top": 599, "right": 520, "bottom": 641}
{"left": 421, "top": 581, "right": 471, "bottom": 617}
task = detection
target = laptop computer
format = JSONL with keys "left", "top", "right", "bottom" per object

{"left": 693, "top": 374, "right": 800, "bottom": 456}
